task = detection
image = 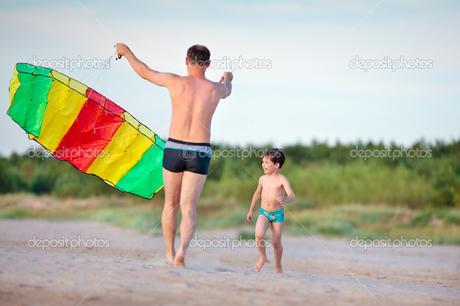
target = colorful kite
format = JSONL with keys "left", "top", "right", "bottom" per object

{"left": 8, "top": 63, "right": 165, "bottom": 199}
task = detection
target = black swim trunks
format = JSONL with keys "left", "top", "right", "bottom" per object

{"left": 162, "top": 137, "right": 212, "bottom": 175}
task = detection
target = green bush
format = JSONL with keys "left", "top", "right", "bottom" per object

{"left": 29, "top": 169, "right": 57, "bottom": 194}
{"left": 0, "top": 160, "right": 26, "bottom": 192}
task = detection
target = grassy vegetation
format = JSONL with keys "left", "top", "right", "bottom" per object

{"left": 1, "top": 140, "right": 459, "bottom": 244}
{"left": 283, "top": 204, "right": 460, "bottom": 244}
{"left": 0, "top": 193, "right": 163, "bottom": 233}
{"left": 1, "top": 194, "right": 459, "bottom": 245}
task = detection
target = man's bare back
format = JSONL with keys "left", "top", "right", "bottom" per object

{"left": 167, "top": 76, "right": 226, "bottom": 143}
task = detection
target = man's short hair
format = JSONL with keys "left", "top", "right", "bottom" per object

{"left": 263, "top": 148, "right": 285, "bottom": 168}
{"left": 187, "top": 44, "right": 210, "bottom": 67}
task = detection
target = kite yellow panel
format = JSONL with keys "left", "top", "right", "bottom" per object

{"left": 86, "top": 121, "right": 153, "bottom": 184}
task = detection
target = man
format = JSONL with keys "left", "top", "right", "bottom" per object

{"left": 116, "top": 43, "right": 233, "bottom": 267}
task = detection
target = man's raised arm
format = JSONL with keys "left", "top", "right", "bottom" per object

{"left": 115, "top": 43, "right": 178, "bottom": 88}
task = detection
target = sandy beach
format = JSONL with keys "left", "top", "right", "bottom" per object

{"left": 0, "top": 219, "right": 459, "bottom": 306}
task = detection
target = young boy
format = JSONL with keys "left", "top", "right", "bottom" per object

{"left": 247, "top": 149, "right": 296, "bottom": 273}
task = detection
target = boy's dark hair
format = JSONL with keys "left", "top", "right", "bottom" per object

{"left": 264, "top": 148, "right": 285, "bottom": 168}
{"left": 187, "top": 44, "right": 210, "bottom": 67}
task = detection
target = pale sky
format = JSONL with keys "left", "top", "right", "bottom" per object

{"left": 1, "top": 0, "right": 459, "bottom": 155}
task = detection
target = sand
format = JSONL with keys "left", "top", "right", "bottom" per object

{"left": 0, "top": 219, "right": 459, "bottom": 306}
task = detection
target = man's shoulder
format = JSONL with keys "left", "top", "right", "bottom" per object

{"left": 203, "top": 78, "right": 227, "bottom": 88}
{"left": 205, "top": 79, "right": 223, "bottom": 89}
{"left": 199, "top": 79, "right": 226, "bottom": 96}
{"left": 177, "top": 76, "right": 218, "bottom": 87}
{"left": 171, "top": 74, "right": 187, "bottom": 81}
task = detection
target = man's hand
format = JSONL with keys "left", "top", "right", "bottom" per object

{"left": 115, "top": 43, "right": 131, "bottom": 58}
{"left": 218, "top": 71, "right": 233, "bottom": 99}
{"left": 220, "top": 71, "right": 233, "bottom": 83}
{"left": 246, "top": 210, "right": 253, "bottom": 222}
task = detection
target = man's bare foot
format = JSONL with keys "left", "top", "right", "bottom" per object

{"left": 275, "top": 266, "right": 283, "bottom": 273}
{"left": 174, "top": 255, "right": 185, "bottom": 268}
{"left": 166, "top": 254, "right": 175, "bottom": 265}
{"left": 254, "top": 256, "right": 266, "bottom": 272}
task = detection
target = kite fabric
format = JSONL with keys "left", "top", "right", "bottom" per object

{"left": 7, "top": 63, "right": 165, "bottom": 199}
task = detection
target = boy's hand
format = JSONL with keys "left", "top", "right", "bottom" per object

{"left": 278, "top": 196, "right": 286, "bottom": 206}
{"left": 115, "top": 43, "right": 130, "bottom": 58}
{"left": 246, "top": 210, "right": 253, "bottom": 222}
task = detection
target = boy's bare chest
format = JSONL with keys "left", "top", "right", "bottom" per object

{"left": 262, "top": 180, "right": 284, "bottom": 197}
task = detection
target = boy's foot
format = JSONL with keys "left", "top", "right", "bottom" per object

{"left": 275, "top": 266, "right": 283, "bottom": 273}
{"left": 254, "top": 256, "right": 266, "bottom": 272}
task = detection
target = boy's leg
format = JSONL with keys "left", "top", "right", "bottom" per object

{"left": 255, "top": 215, "right": 270, "bottom": 272}
{"left": 271, "top": 222, "right": 284, "bottom": 273}
{"left": 175, "top": 171, "right": 207, "bottom": 267}
{"left": 162, "top": 169, "right": 183, "bottom": 264}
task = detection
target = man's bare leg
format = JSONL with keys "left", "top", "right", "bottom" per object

{"left": 254, "top": 215, "right": 270, "bottom": 272}
{"left": 174, "top": 171, "right": 207, "bottom": 267}
{"left": 271, "top": 222, "right": 284, "bottom": 273}
{"left": 162, "top": 168, "right": 183, "bottom": 265}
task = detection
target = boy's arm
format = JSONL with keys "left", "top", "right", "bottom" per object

{"left": 116, "top": 43, "right": 178, "bottom": 88}
{"left": 249, "top": 178, "right": 263, "bottom": 212}
{"left": 216, "top": 71, "right": 233, "bottom": 99}
{"left": 279, "top": 175, "right": 296, "bottom": 205}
